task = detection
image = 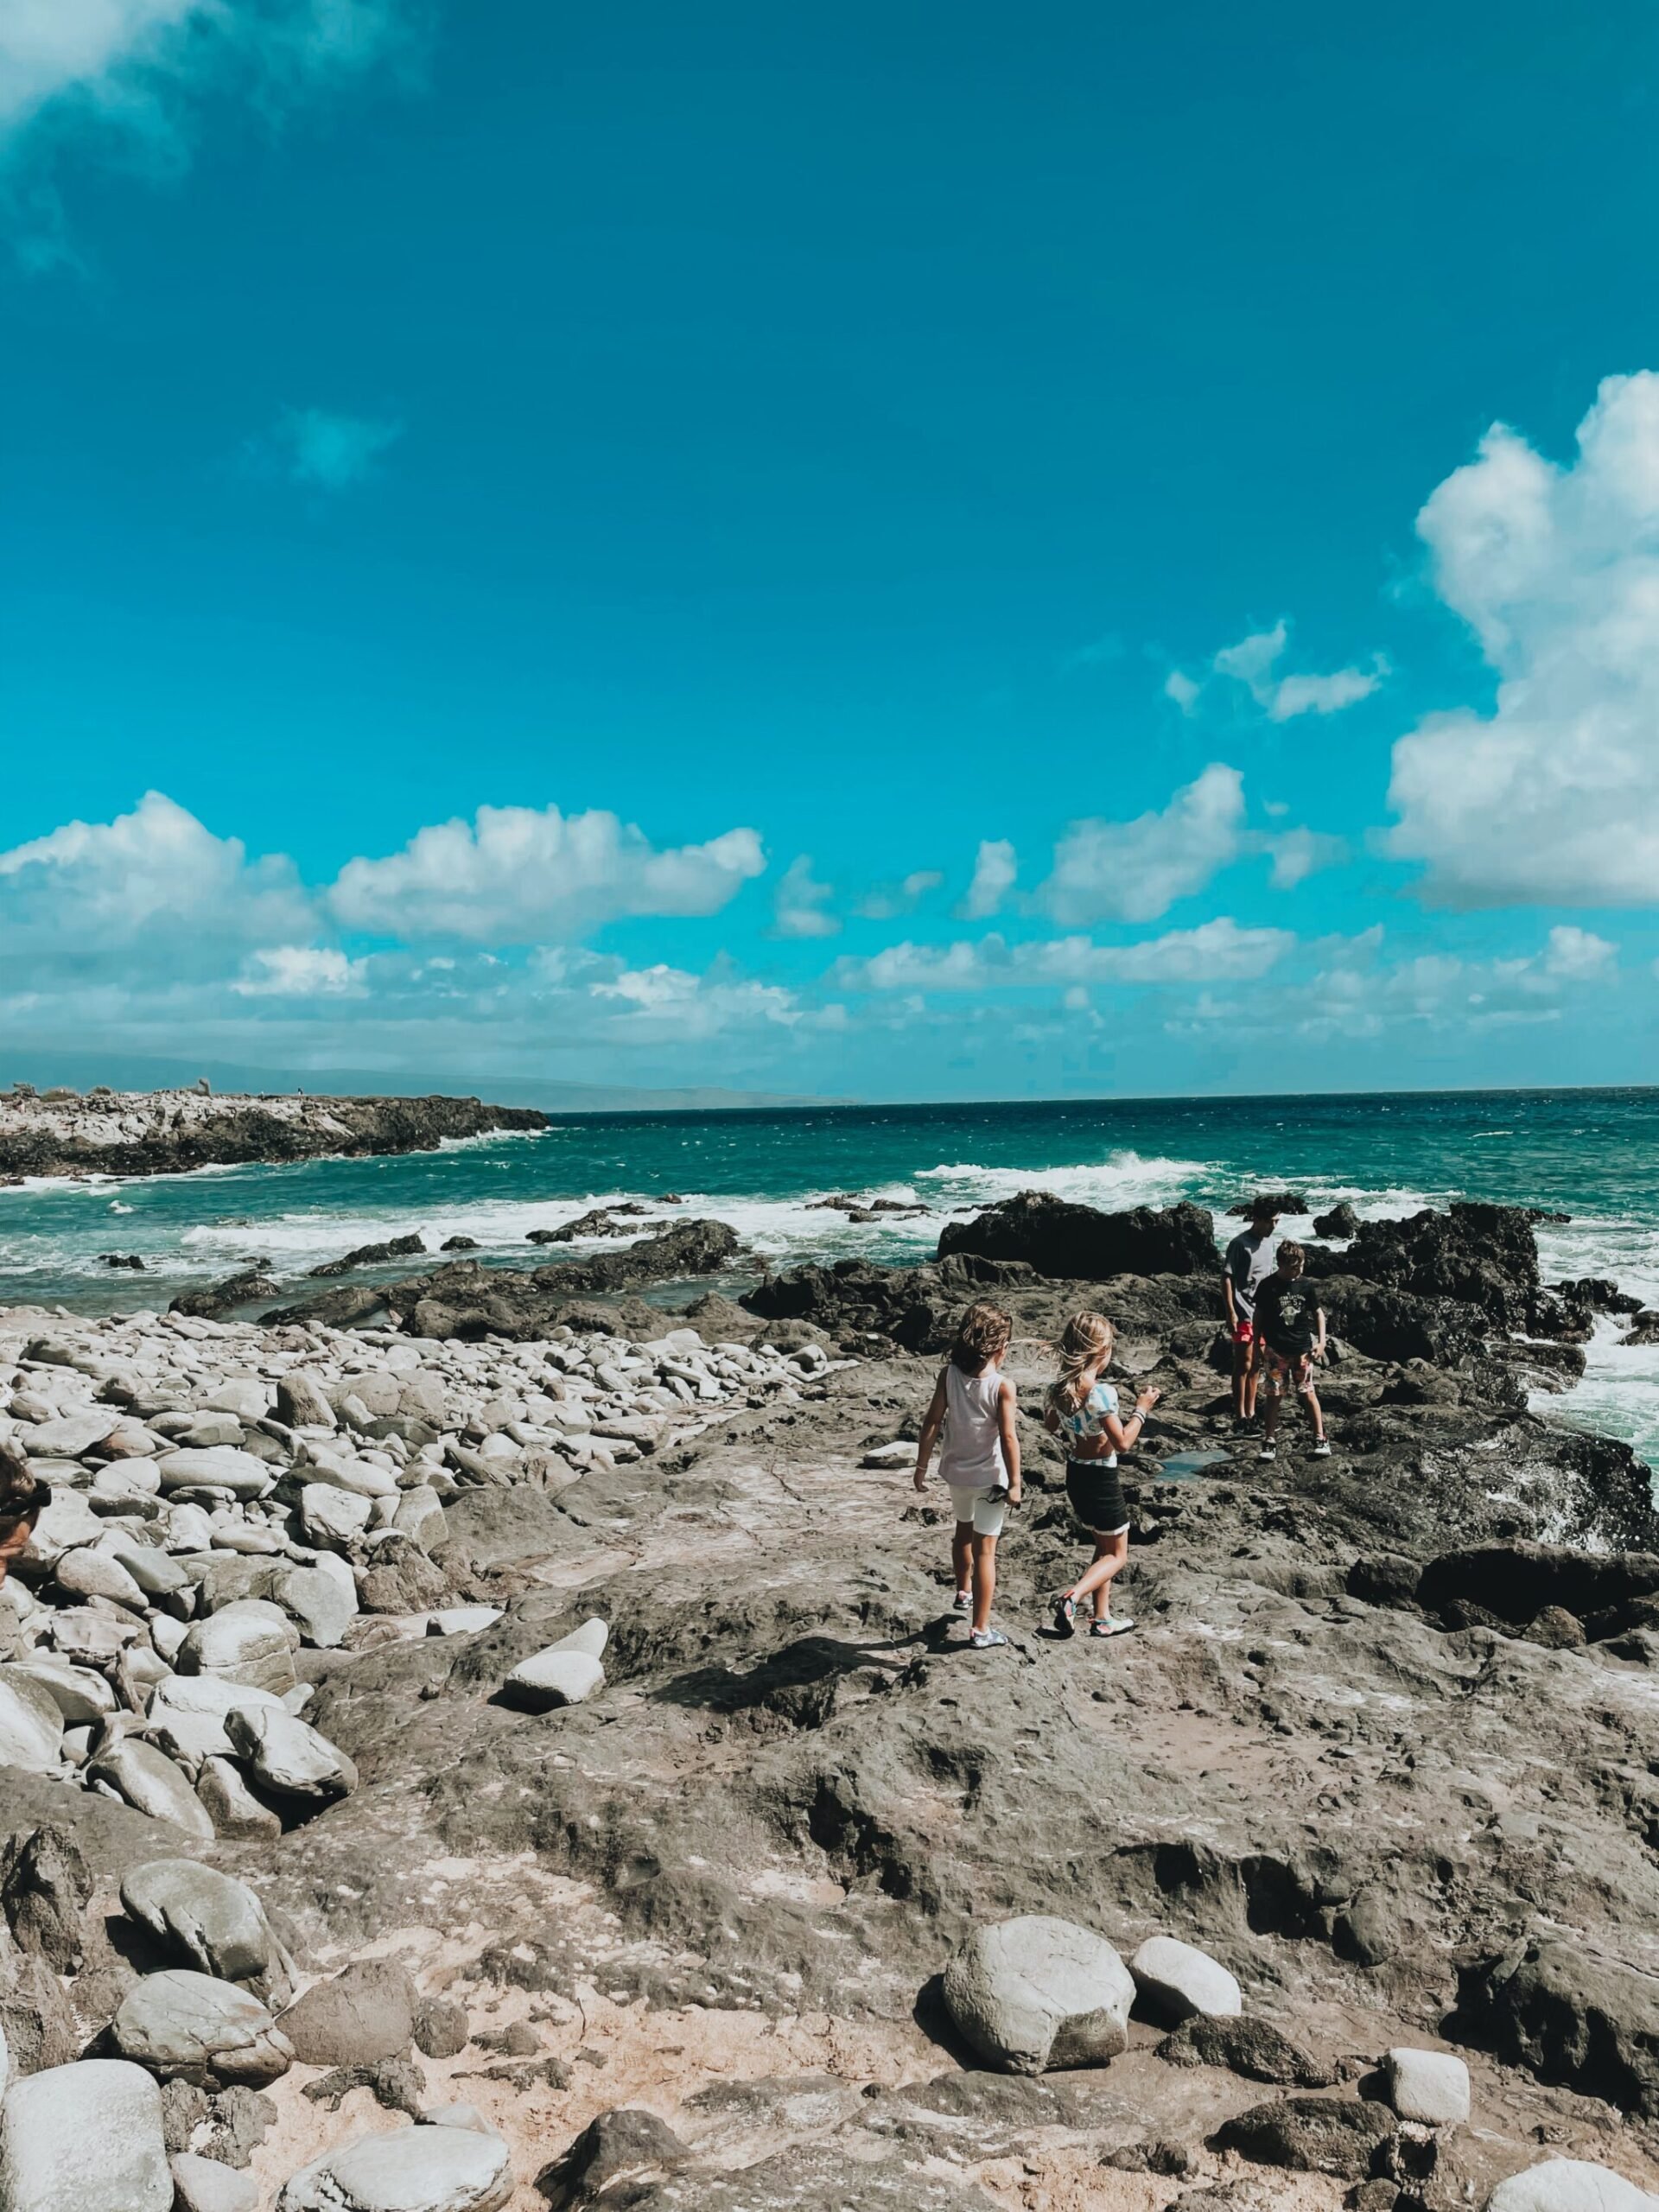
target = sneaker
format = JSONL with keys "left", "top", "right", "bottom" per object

{"left": 1311, "top": 1437, "right": 1332, "bottom": 1458}
{"left": 1258, "top": 1441, "right": 1277, "bottom": 1461}
{"left": 969, "top": 1628, "right": 1009, "bottom": 1649}
{"left": 953, "top": 1589, "right": 972, "bottom": 1611}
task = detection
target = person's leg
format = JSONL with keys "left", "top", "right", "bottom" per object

{"left": 970, "top": 1532, "right": 998, "bottom": 1633}
{"left": 1260, "top": 1358, "right": 1282, "bottom": 1443}
{"left": 1070, "top": 1529, "right": 1129, "bottom": 1618}
{"left": 951, "top": 1520, "right": 974, "bottom": 1603}
{"left": 1231, "top": 1336, "right": 1248, "bottom": 1421}
{"left": 1243, "top": 1336, "right": 1262, "bottom": 1421}
{"left": 1301, "top": 1379, "right": 1326, "bottom": 1442}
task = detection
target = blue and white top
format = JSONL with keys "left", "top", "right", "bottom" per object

{"left": 1051, "top": 1379, "right": 1120, "bottom": 1466}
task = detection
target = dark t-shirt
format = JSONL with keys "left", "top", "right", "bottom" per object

{"left": 1255, "top": 1274, "right": 1321, "bottom": 1356}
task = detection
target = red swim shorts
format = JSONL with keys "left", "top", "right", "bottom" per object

{"left": 1232, "top": 1320, "right": 1255, "bottom": 1344}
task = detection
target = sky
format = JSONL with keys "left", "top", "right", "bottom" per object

{"left": 3, "top": 0, "right": 1659, "bottom": 1103}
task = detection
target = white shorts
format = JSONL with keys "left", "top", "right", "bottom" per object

{"left": 947, "top": 1484, "right": 1007, "bottom": 1536}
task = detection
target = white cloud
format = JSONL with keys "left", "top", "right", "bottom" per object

{"left": 328, "top": 804, "right": 766, "bottom": 943}
{"left": 233, "top": 944, "right": 366, "bottom": 996}
{"left": 1041, "top": 764, "right": 1245, "bottom": 925}
{"left": 1388, "top": 372, "right": 1659, "bottom": 907}
{"left": 1163, "top": 669, "right": 1200, "bottom": 715}
{"left": 0, "top": 790, "right": 311, "bottom": 979}
{"left": 772, "top": 855, "right": 838, "bottom": 939}
{"left": 592, "top": 963, "right": 803, "bottom": 1036}
{"left": 957, "top": 838, "right": 1017, "bottom": 920}
{"left": 857, "top": 868, "right": 943, "bottom": 921}
{"left": 1264, "top": 826, "right": 1348, "bottom": 889}
{"left": 0, "top": 0, "right": 420, "bottom": 135}
{"left": 1213, "top": 620, "right": 1386, "bottom": 721}
{"left": 275, "top": 406, "right": 402, "bottom": 491}
{"left": 838, "top": 916, "right": 1293, "bottom": 995}
{"left": 1541, "top": 925, "right": 1616, "bottom": 980}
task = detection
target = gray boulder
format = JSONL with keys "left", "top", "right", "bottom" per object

{"left": 224, "top": 1704, "right": 358, "bottom": 1802}
{"left": 156, "top": 1448, "right": 275, "bottom": 1500}
{"left": 111, "top": 1969, "right": 292, "bottom": 2086}
{"left": 278, "top": 2123, "right": 512, "bottom": 2212}
{"left": 501, "top": 1647, "right": 604, "bottom": 1713}
{"left": 277, "top": 1959, "right": 416, "bottom": 2067}
{"left": 120, "top": 1860, "right": 281, "bottom": 1993}
{"left": 0, "top": 1675, "right": 64, "bottom": 1774}
{"left": 1128, "top": 1936, "right": 1242, "bottom": 2024}
{"left": 1385, "top": 2045, "right": 1471, "bottom": 2125}
{"left": 86, "top": 1740, "right": 216, "bottom": 1840}
{"left": 178, "top": 1600, "right": 297, "bottom": 1694}
{"left": 276, "top": 1372, "right": 336, "bottom": 1430}
{"left": 1485, "top": 2164, "right": 1659, "bottom": 2212}
{"left": 0, "top": 2058, "right": 171, "bottom": 2212}
{"left": 196, "top": 1756, "right": 283, "bottom": 1842}
{"left": 172, "top": 2151, "right": 260, "bottom": 2212}
{"left": 940, "top": 1916, "right": 1135, "bottom": 2074}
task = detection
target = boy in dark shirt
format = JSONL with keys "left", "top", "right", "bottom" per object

{"left": 1253, "top": 1242, "right": 1332, "bottom": 1461}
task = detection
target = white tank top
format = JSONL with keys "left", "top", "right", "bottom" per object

{"left": 937, "top": 1363, "right": 1007, "bottom": 1489}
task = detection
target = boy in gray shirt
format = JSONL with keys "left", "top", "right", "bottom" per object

{"left": 1222, "top": 1196, "right": 1280, "bottom": 1427}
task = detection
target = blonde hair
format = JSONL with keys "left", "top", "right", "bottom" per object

{"left": 1048, "top": 1311, "right": 1115, "bottom": 1416}
{"left": 950, "top": 1302, "right": 1012, "bottom": 1374}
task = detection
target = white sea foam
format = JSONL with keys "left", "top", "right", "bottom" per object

{"left": 915, "top": 1150, "right": 1212, "bottom": 1211}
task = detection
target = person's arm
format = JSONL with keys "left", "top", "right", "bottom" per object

{"left": 1313, "top": 1306, "right": 1328, "bottom": 1361}
{"left": 1222, "top": 1255, "right": 1239, "bottom": 1326}
{"left": 997, "top": 1379, "right": 1021, "bottom": 1503}
{"left": 1101, "top": 1385, "right": 1161, "bottom": 1454}
{"left": 913, "top": 1370, "right": 948, "bottom": 1492}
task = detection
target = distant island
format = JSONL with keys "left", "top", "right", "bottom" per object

{"left": 0, "top": 1085, "right": 546, "bottom": 1181}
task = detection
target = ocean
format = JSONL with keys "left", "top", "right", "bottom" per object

{"left": 4, "top": 1087, "right": 1657, "bottom": 1464}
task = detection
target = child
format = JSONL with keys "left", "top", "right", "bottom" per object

{"left": 1252, "top": 1242, "right": 1332, "bottom": 1460}
{"left": 1222, "top": 1195, "right": 1281, "bottom": 1427}
{"left": 1044, "top": 1313, "right": 1160, "bottom": 1639}
{"left": 0, "top": 1445, "right": 48, "bottom": 1590}
{"left": 913, "top": 1302, "right": 1020, "bottom": 1649}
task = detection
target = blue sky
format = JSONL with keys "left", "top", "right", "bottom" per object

{"left": 3, "top": 0, "right": 1659, "bottom": 1101}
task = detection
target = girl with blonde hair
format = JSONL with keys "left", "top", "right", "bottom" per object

{"left": 1043, "top": 1312, "right": 1160, "bottom": 1639}
{"left": 913, "top": 1302, "right": 1021, "bottom": 1649}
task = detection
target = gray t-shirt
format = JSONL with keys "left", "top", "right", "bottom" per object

{"left": 1224, "top": 1229, "right": 1281, "bottom": 1319}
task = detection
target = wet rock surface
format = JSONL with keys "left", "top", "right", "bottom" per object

{"left": 3, "top": 1198, "right": 1659, "bottom": 2206}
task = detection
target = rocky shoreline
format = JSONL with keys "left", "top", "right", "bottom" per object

{"left": 0, "top": 1087, "right": 547, "bottom": 1183}
{"left": 3, "top": 1192, "right": 1659, "bottom": 2209}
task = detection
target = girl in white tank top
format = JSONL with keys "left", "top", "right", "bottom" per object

{"left": 912, "top": 1302, "right": 1022, "bottom": 1648}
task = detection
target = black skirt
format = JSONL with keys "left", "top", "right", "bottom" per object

{"left": 1065, "top": 1459, "right": 1129, "bottom": 1535}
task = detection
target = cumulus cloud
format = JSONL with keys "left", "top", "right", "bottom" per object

{"left": 591, "top": 963, "right": 803, "bottom": 1037}
{"left": 328, "top": 804, "right": 766, "bottom": 943}
{"left": 1388, "top": 372, "right": 1659, "bottom": 907}
{"left": 838, "top": 917, "right": 1293, "bottom": 995}
{"left": 1163, "top": 669, "right": 1200, "bottom": 715}
{"left": 1041, "top": 765, "right": 1245, "bottom": 925}
{"left": 772, "top": 855, "right": 838, "bottom": 939}
{"left": 1212, "top": 620, "right": 1387, "bottom": 721}
{"left": 957, "top": 838, "right": 1016, "bottom": 922}
{"left": 272, "top": 406, "right": 402, "bottom": 491}
{"left": 1264, "top": 826, "right": 1348, "bottom": 889}
{"left": 0, "top": 790, "right": 312, "bottom": 980}
{"left": 232, "top": 944, "right": 366, "bottom": 996}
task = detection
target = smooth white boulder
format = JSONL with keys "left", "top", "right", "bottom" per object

{"left": 204, "top": 1379, "right": 270, "bottom": 1421}
{"left": 1129, "top": 1935, "right": 1242, "bottom": 2024}
{"left": 120, "top": 1859, "right": 276, "bottom": 1986}
{"left": 104, "top": 1541, "right": 190, "bottom": 1598}
{"left": 0, "top": 2058, "right": 171, "bottom": 2212}
{"left": 1485, "top": 2162, "right": 1659, "bottom": 2212}
{"left": 225, "top": 1703, "right": 358, "bottom": 1802}
{"left": 550, "top": 1616, "right": 608, "bottom": 1658}
{"left": 21, "top": 1491, "right": 105, "bottom": 1567}
{"left": 278, "top": 2123, "right": 512, "bottom": 2212}
{"left": 6, "top": 1657, "right": 114, "bottom": 1726}
{"left": 156, "top": 1447, "right": 275, "bottom": 1499}
{"left": 0, "top": 1673, "right": 65, "bottom": 1772}
{"left": 87, "top": 1739, "right": 216, "bottom": 1839}
{"left": 172, "top": 2151, "right": 260, "bottom": 2212}
{"left": 425, "top": 1606, "right": 502, "bottom": 1637}
{"left": 178, "top": 1599, "right": 297, "bottom": 1693}
{"left": 55, "top": 1548, "right": 147, "bottom": 1611}
{"left": 27, "top": 1411, "right": 120, "bottom": 1457}
{"left": 301, "top": 1483, "right": 372, "bottom": 1545}
{"left": 111, "top": 1969, "right": 291, "bottom": 2084}
{"left": 1386, "top": 2045, "right": 1471, "bottom": 2125}
{"left": 942, "top": 1915, "right": 1135, "bottom": 2074}
{"left": 504, "top": 1648, "right": 603, "bottom": 1712}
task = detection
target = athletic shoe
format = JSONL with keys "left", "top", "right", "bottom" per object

{"left": 1311, "top": 1437, "right": 1332, "bottom": 1457}
{"left": 969, "top": 1628, "right": 1009, "bottom": 1649}
{"left": 1258, "top": 1442, "right": 1277, "bottom": 1461}
{"left": 953, "top": 1589, "right": 972, "bottom": 1611}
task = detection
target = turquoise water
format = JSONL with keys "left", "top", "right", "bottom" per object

{"left": 4, "top": 1088, "right": 1657, "bottom": 1459}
